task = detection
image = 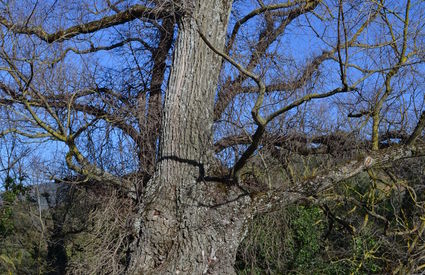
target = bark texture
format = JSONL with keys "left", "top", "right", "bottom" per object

{"left": 128, "top": 1, "right": 252, "bottom": 274}
{"left": 138, "top": 17, "right": 175, "bottom": 176}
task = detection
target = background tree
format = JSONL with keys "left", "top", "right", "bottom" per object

{"left": 0, "top": 0, "right": 424, "bottom": 273}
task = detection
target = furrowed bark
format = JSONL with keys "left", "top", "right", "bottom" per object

{"left": 139, "top": 17, "right": 175, "bottom": 177}
{"left": 127, "top": 1, "right": 254, "bottom": 274}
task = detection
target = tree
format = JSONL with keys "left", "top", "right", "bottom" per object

{"left": 0, "top": 0, "right": 424, "bottom": 273}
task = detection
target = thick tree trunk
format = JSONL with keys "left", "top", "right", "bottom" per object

{"left": 128, "top": 1, "right": 255, "bottom": 274}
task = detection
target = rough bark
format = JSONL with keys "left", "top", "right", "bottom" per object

{"left": 128, "top": 1, "right": 252, "bottom": 274}
{"left": 138, "top": 17, "right": 175, "bottom": 177}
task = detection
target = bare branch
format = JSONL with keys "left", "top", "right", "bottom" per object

{"left": 225, "top": 0, "right": 302, "bottom": 53}
{"left": 50, "top": 38, "right": 155, "bottom": 65}
{"left": 265, "top": 86, "right": 353, "bottom": 124}
{"left": 371, "top": 0, "right": 411, "bottom": 150}
{"left": 0, "top": 4, "right": 169, "bottom": 43}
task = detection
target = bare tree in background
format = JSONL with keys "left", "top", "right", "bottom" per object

{"left": 0, "top": 0, "right": 425, "bottom": 273}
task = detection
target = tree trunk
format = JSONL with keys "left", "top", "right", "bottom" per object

{"left": 128, "top": 1, "right": 255, "bottom": 273}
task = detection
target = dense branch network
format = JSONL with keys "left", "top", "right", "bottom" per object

{"left": 0, "top": 0, "right": 424, "bottom": 204}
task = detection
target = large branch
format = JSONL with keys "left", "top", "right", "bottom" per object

{"left": 214, "top": 130, "right": 414, "bottom": 154}
{"left": 0, "top": 128, "right": 51, "bottom": 139}
{"left": 265, "top": 86, "right": 352, "bottom": 123}
{"left": 50, "top": 38, "right": 154, "bottom": 64}
{"left": 214, "top": 132, "right": 357, "bottom": 154}
{"left": 253, "top": 142, "right": 425, "bottom": 213}
{"left": 65, "top": 139, "right": 128, "bottom": 190}
{"left": 0, "top": 4, "right": 168, "bottom": 43}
